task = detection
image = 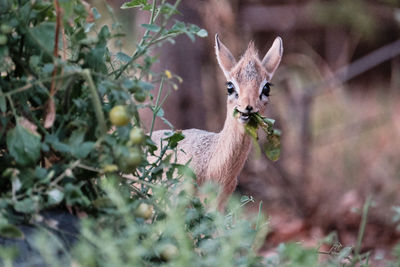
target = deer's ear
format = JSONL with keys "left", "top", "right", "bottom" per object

{"left": 261, "top": 37, "right": 283, "bottom": 78}
{"left": 215, "top": 34, "right": 236, "bottom": 77}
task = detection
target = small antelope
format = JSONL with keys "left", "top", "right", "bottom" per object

{"left": 152, "top": 34, "right": 283, "bottom": 209}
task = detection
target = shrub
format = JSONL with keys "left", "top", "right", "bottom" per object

{"left": 0, "top": 0, "right": 269, "bottom": 265}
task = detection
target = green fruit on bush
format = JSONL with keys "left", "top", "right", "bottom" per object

{"left": 135, "top": 203, "right": 153, "bottom": 219}
{"left": 131, "top": 85, "right": 141, "bottom": 93}
{"left": 117, "top": 147, "right": 142, "bottom": 173}
{"left": 0, "top": 34, "right": 7, "bottom": 45}
{"left": 134, "top": 91, "right": 146, "bottom": 102}
{"left": 126, "top": 147, "right": 142, "bottom": 167}
{"left": 0, "top": 25, "right": 12, "bottom": 34}
{"left": 160, "top": 243, "right": 178, "bottom": 261}
{"left": 109, "top": 105, "right": 129, "bottom": 126}
{"left": 129, "top": 128, "right": 145, "bottom": 145}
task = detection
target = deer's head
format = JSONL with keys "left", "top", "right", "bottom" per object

{"left": 215, "top": 34, "right": 283, "bottom": 124}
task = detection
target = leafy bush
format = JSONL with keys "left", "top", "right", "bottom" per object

{"left": 0, "top": 0, "right": 206, "bottom": 215}
{"left": 0, "top": 0, "right": 270, "bottom": 265}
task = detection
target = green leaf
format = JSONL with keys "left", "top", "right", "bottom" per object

{"left": 264, "top": 132, "right": 281, "bottom": 162}
{"left": 42, "top": 63, "right": 54, "bottom": 74}
{"left": 45, "top": 134, "right": 70, "bottom": 154}
{"left": 160, "top": 116, "right": 173, "bottom": 129}
{"left": 11, "top": 177, "right": 21, "bottom": 192}
{"left": 337, "top": 247, "right": 353, "bottom": 261}
{"left": 47, "top": 188, "right": 64, "bottom": 205}
{"left": 141, "top": 24, "right": 161, "bottom": 32}
{"left": 145, "top": 137, "right": 158, "bottom": 154}
{"left": 155, "top": 107, "right": 164, "bottom": 117}
{"left": 244, "top": 118, "right": 258, "bottom": 140}
{"left": 0, "top": 224, "right": 24, "bottom": 240}
{"left": 0, "top": 88, "right": 6, "bottom": 112}
{"left": 30, "top": 21, "right": 55, "bottom": 52}
{"left": 196, "top": 29, "right": 208, "bottom": 38}
{"left": 69, "top": 129, "right": 94, "bottom": 159}
{"left": 92, "top": 197, "right": 113, "bottom": 209}
{"left": 14, "top": 198, "right": 38, "bottom": 213}
{"left": 240, "top": 196, "right": 250, "bottom": 203}
{"left": 163, "top": 131, "right": 185, "bottom": 148}
{"left": 6, "top": 124, "right": 41, "bottom": 166}
{"left": 64, "top": 183, "right": 90, "bottom": 206}
{"left": 116, "top": 52, "right": 131, "bottom": 63}
{"left": 121, "top": 0, "right": 148, "bottom": 9}
{"left": 137, "top": 81, "right": 154, "bottom": 91}
{"left": 92, "top": 7, "right": 101, "bottom": 20}
{"left": 59, "top": 0, "right": 75, "bottom": 19}
{"left": 161, "top": 3, "right": 182, "bottom": 15}
{"left": 257, "top": 116, "right": 275, "bottom": 127}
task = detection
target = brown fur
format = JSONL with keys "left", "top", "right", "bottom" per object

{"left": 152, "top": 35, "right": 283, "bottom": 210}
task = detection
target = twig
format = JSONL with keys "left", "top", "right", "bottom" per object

{"left": 255, "top": 201, "right": 263, "bottom": 231}
{"left": 0, "top": 73, "right": 77, "bottom": 97}
{"left": 149, "top": 77, "right": 165, "bottom": 138}
{"left": 307, "top": 39, "right": 400, "bottom": 97}
{"left": 354, "top": 196, "right": 372, "bottom": 261}
{"left": 6, "top": 95, "right": 17, "bottom": 119}
{"left": 115, "top": 0, "right": 182, "bottom": 79}
{"left": 81, "top": 69, "right": 107, "bottom": 136}
{"left": 44, "top": 0, "right": 63, "bottom": 129}
{"left": 120, "top": 174, "right": 163, "bottom": 189}
{"left": 75, "top": 163, "right": 162, "bottom": 190}
{"left": 115, "top": 0, "right": 159, "bottom": 79}
{"left": 50, "top": 160, "right": 81, "bottom": 187}
{"left": 50, "top": 0, "right": 62, "bottom": 96}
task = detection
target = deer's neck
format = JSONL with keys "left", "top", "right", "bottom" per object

{"left": 207, "top": 111, "right": 251, "bottom": 188}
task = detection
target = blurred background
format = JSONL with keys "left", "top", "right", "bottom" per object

{"left": 98, "top": 0, "right": 400, "bottom": 260}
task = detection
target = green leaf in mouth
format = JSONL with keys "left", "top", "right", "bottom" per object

{"left": 233, "top": 108, "right": 281, "bottom": 161}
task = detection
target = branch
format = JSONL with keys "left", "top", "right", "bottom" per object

{"left": 307, "top": 39, "right": 400, "bottom": 97}
{"left": 44, "top": 0, "right": 63, "bottom": 128}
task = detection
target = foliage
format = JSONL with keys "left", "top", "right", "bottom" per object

{"left": 0, "top": 0, "right": 206, "bottom": 217}
{"left": 29, "top": 181, "right": 269, "bottom": 266}
{"left": 0, "top": 0, "right": 269, "bottom": 266}
{"left": 233, "top": 108, "right": 281, "bottom": 162}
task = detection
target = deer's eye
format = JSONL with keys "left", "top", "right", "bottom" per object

{"left": 261, "top": 82, "right": 271, "bottom": 97}
{"left": 226, "top": 81, "right": 235, "bottom": 95}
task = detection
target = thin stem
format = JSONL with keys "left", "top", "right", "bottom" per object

{"left": 50, "top": 0, "right": 62, "bottom": 96}
{"left": 82, "top": 69, "right": 107, "bottom": 136}
{"left": 150, "top": 77, "right": 164, "bottom": 138}
{"left": 28, "top": 110, "right": 49, "bottom": 136}
{"left": 77, "top": 163, "right": 100, "bottom": 173}
{"left": 115, "top": 0, "right": 158, "bottom": 79}
{"left": 354, "top": 196, "right": 372, "bottom": 259}
{"left": 255, "top": 201, "right": 263, "bottom": 231}
{"left": 75, "top": 163, "right": 162, "bottom": 190}
{"left": 121, "top": 174, "right": 163, "bottom": 189}
{"left": 114, "top": 0, "right": 182, "bottom": 79}
{"left": 6, "top": 95, "right": 17, "bottom": 119}
{"left": 140, "top": 143, "right": 169, "bottom": 180}
{"left": 307, "top": 39, "right": 400, "bottom": 98}
{"left": 157, "top": 89, "right": 171, "bottom": 113}
{"left": 149, "top": 0, "right": 157, "bottom": 24}
{"left": 50, "top": 160, "right": 81, "bottom": 187}
{"left": 0, "top": 72, "right": 77, "bottom": 97}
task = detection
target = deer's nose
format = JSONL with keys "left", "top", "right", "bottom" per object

{"left": 246, "top": 105, "right": 253, "bottom": 112}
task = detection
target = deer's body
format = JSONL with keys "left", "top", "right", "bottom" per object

{"left": 152, "top": 35, "right": 283, "bottom": 208}
{"left": 152, "top": 116, "right": 252, "bottom": 205}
